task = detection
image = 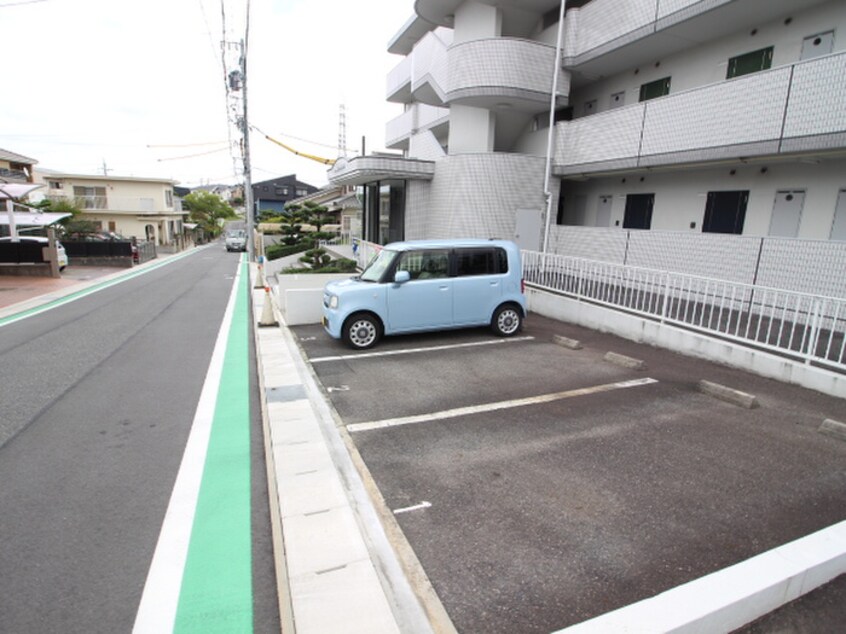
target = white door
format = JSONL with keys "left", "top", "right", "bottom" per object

{"left": 515, "top": 208, "right": 542, "bottom": 251}
{"left": 596, "top": 195, "right": 613, "bottom": 227}
{"left": 769, "top": 190, "right": 805, "bottom": 238}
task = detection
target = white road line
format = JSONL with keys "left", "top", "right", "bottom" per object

{"left": 347, "top": 377, "right": 659, "bottom": 433}
{"left": 132, "top": 264, "right": 242, "bottom": 634}
{"left": 393, "top": 501, "right": 432, "bottom": 515}
{"left": 311, "top": 336, "right": 535, "bottom": 363}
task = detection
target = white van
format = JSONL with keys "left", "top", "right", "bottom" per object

{"left": 322, "top": 239, "right": 527, "bottom": 349}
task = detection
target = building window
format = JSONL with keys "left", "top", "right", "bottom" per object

{"left": 296, "top": 188, "right": 307, "bottom": 196}
{"left": 73, "top": 186, "right": 107, "bottom": 209}
{"left": 623, "top": 193, "right": 654, "bottom": 229}
{"left": 48, "top": 181, "right": 63, "bottom": 190}
{"left": 727, "top": 47, "right": 773, "bottom": 79}
{"left": 165, "top": 190, "right": 173, "bottom": 206}
{"left": 639, "top": 77, "right": 671, "bottom": 102}
{"left": 703, "top": 191, "right": 748, "bottom": 234}
{"left": 363, "top": 180, "right": 405, "bottom": 244}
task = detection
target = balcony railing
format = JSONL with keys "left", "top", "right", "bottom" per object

{"left": 555, "top": 52, "right": 846, "bottom": 174}
{"left": 447, "top": 38, "right": 566, "bottom": 108}
{"left": 386, "top": 103, "right": 449, "bottom": 149}
{"left": 47, "top": 194, "right": 176, "bottom": 213}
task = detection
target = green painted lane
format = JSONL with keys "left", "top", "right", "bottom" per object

{"left": 174, "top": 258, "right": 254, "bottom": 632}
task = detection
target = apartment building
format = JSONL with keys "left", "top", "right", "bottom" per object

{"left": 41, "top": 173, "right": 185, "bottom": 246}
{"left": 328, "top": 0, "right": 846, "bottom": 294}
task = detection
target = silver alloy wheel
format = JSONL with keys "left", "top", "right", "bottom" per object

{"left": 494, "top": 306, "right": 521, "bottom": 336}
{"left": 348, "top": 317, "right": 377, "bottom": 348}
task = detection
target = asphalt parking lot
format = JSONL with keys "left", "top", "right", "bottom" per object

{"left": 291, "top": 313, "right": 846, "bottom": 633}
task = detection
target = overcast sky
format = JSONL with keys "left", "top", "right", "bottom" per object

{"left": 1, "top": 0, "right": 415, "bottom": 189}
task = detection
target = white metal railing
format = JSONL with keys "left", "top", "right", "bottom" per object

{"left": 351, "top": 238, "right": 381, "bottom": 271}
{"left": 522, "top": 250, "right": 846, "bottom": 371}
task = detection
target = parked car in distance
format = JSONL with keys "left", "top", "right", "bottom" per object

{"left": 322, "top": 239, "right": 527, "bottom": 349}
{"left": 0, "top": 236, "right": 68, "bottom": 271}
{"left": 225, "top": 230, "right": 247, "bottom": 252}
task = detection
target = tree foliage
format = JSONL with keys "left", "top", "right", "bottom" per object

{"left": 182, "top": 191, "right": 237, "bottom": 237}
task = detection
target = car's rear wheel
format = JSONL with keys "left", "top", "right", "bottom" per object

{"left": 342, "top": 313, "right": 382, "bottom": 350}
{"left": 491, "top": 304, "right": 522, "bottom": 337}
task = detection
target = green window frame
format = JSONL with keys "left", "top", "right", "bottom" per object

{"left": 727, "top": 46, "right": 773, "bottom": 79}
{"left": 638, "top": 77, "right": 671, "bottom": 102}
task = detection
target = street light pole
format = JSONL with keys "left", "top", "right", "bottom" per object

{"left": 542, "top": 0, "right": 566, "bottom": 255}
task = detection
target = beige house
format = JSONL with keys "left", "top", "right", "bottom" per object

{"left": 40, "top": 173, "right": 187, "bottom": 248}
{"left": 0, "top": 148, "right": 37, "bottom": 183}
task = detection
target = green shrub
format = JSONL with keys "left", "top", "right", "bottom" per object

{"left": 265, "top": 243, "right": 309, "bottom": 261}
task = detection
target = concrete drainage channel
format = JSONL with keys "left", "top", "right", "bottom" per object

{"left": 551, "top": 331, "right": 846, "bottom": 633}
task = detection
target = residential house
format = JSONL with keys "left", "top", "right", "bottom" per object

{"left": 252, "top": 175, "right": 319, "bottom": 215}
{"left": 286, "top": 184, "right": 361, "bottom": 239}
{"left": 0, "top": 148, "right": 37, "bottom": 184}
{"left": 328, "top": 0, "right": 846, "bottom": 297}
{"left": 41, "top": 173, "right": 187, "bottom": 248}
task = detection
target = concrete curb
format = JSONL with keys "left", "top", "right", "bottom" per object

{"left": 553, "top": 335, "right": 582, "bottom": 350}
{"left": 819, "top": 418, "right": 846, "bottom": 442}
{"left": 604, "top": 351, "right": 645, "bottom": 370}
{"left": 699, "top": 379, "right": 759, "bottom": 409}
{"left": 556, "top": 520, "right": 846, "bottom": 633}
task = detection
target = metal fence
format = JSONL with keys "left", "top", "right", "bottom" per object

{"left": 522, "top": 250, "right": 846, "bottom": 372}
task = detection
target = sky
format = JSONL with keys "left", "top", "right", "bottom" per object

{"left": 1, "top": 0, "right": 416, "bottom": 189}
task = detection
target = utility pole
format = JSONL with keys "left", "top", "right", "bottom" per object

{"left": 241, "top": 37, "right": 255, "bottom": 261}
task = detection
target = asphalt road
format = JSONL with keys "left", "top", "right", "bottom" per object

{"left": 0, "top": 247, "right": 279, "bottom": 633}
{"left": 293, "top": 315, "right": 846, "bottom": 633}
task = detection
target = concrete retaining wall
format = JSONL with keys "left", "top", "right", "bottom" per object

{"left": 527, "top": 288, "right": 846, "bottom": 399}
{"left": 274, "top": 273, "right": 353, "bottom": 326}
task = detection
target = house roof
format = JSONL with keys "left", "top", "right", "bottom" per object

{"left": 45, "top": 173, "right": 177, "bottom": 185}
{"left": 0, "top": 148, "right": 38, "bottom": 165}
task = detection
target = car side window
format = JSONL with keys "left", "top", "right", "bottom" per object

{"left": 455, "top": 248, "right": 508, "bottom": 276}
{"left": 397, "top": 249, "right": 450, "bottom": 280}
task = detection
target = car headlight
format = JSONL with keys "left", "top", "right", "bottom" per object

{"left": 329, "top": 295, "right": 339, "bottom": 309}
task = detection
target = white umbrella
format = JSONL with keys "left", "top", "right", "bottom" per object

{"left": 0, "top": 183, "right": 46, "bottom": 239}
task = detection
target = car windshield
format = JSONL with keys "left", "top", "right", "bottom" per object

{"left": 359, "top": 249, "right": 398, "bottom": 282}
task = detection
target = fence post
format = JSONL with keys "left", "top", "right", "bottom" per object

{"left": 805, "top": 299, "right": 824, "bottom": 365}
{"left": 660, "top": 272, "right": 671, "bottom": 324}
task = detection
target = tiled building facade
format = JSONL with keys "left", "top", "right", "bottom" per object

{"left": 328, "top": 0, "right": 846, "bottom": 286}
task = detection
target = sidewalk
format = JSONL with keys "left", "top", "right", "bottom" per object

{"left": 0, "top": 265, "right": 120, "bottom": 312}
{"left": 251, "top": 272, "right": 447, "bottom": 633}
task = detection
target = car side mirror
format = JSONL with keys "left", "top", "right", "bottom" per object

{"left": 394, "top": 270, "right": 411, "bottom": 284}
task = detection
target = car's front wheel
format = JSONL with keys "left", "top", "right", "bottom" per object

{"left": 491, "top": 304, "right": 523, "bottom": 337}
{"left": 342, "top": 313, "right": 382, "bottom": 350}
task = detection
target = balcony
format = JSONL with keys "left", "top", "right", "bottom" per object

{"left": 563, "top": 0, "right": 830, "bottom": 84}
{"left": 554, "top": 52, "right": 846, "bottom": 175}
{"left": 47, "top": 194, "right": 177, "bottom": 214}
{"left": 386, "top": 103, "right": 449, "bottom": 150}
{"left": 446, "top": 38, "right": 567, "bottom": 112}
{"left": 386, "top": 56, "right": 412, "bottom": 103}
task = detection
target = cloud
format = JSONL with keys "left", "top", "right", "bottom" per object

{"left": 1, "top": 0, "right": 414, "bottom": 187}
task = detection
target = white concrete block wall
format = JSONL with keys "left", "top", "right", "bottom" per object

{"left": 784, "top": 53, "right": 846, "bottom": 141}
{"left": 447, "top": 38, "right": 563, "bottom": 101}
{"left": 419, "top": 154, "right": 546, "bottom": 240}
{"left": 640, "top": 68, "right": 791, "bottom": 156}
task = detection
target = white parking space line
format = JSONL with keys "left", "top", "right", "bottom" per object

{"left": 348, "top": 377, "right": 659, "bottom": 433}
{"left": 393, "top": 501, "right": 432, "bottom": 515}
{"left": 310, "top": 336, "right": 535, "bottom": 363}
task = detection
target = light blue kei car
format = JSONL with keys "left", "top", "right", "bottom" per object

{"left": 322, "top": 239, "right": 527, "bottom": 349}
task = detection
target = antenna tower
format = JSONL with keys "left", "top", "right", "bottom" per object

{"left": 338, "top": 104, "right": 347, "bottom": 158}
